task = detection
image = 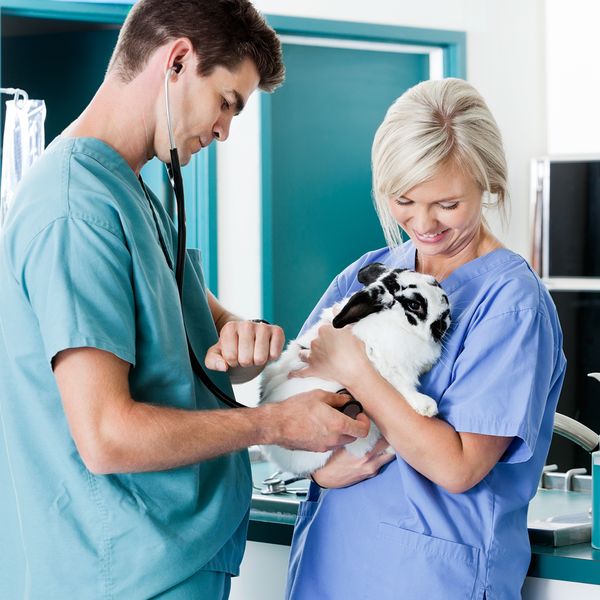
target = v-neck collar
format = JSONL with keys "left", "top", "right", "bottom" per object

{"left": 399, "top": 240, "right": 520, "bottom": 294}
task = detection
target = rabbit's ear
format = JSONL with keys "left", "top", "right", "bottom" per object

{"left": 332, "top": 290, "right": 383, "bottom": 328}
{"left": 357, "top": 262, "right": 388, "bottom": 285}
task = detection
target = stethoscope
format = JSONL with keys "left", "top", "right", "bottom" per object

{"left": 145, "top": 64, "right": 363, "bottom": 417}
{"left": 139, "top": 64, "right": 247, "bottom": 409}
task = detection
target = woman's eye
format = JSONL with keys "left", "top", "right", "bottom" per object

{"left": 439, "top": 202, "right": 459, "bottom": 210}
{"left": 393, "top": 198, "right": 413, "bottom": 206}
{"left": 221, "top": 98, "right": 230, "bottom": 111}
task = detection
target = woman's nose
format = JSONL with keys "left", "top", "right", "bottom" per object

{"left": 412, "top": 207, "right": 437, "bottom": 233}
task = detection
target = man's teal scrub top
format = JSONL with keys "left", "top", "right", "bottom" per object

{"left": 0, "top": 137, "right": 252, "bottom": 599}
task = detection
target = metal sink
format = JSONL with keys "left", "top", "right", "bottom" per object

{"left": 528, "top": 468, "right": 592, "bottom": 546}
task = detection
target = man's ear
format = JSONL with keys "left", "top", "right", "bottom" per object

{"left": 332, "top": 290, "right": 383, "bottom": 328}
{"left": 164, "top": 37, "right": 195, "bottom": 77}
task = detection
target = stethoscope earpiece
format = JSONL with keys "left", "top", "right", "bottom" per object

{"left": 158, "top": 60, "right": 247, "bottom": 410}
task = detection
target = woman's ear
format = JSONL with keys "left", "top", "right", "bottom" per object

{"left": 332, "top": 290, "right": 383, "bottom": 328}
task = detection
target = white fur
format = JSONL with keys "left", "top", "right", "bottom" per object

{"left": 259, "top": 268, "right": 450, "bottom": 477}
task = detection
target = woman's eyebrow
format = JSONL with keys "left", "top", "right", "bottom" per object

{"left": 400, "top": 193, "right": 462, "bottom": 202}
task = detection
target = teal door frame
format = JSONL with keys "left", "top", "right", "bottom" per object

{"left": 260, "top": 16, "right": 466, "bottom": 321}
{"left": 0, "top": 0, "right": 219, "bottom": 290}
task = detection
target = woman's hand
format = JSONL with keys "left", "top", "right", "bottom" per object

{"left": 311, "top": 435, "right": 396, "bottom": 489}
{"left": 290, "top": 324, "right": 373, "bottom": 390}
{"left": 205, "top": 320, "right": 285, "bottom": 384}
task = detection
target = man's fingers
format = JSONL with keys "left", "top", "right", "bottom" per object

{"left": 318, "top": 391, "right": 351, "bottom": 409}
{"left": 252, "top": 324, "right": 271, "bottom": 365}
{"left": 341, "top": 414, "right": 370, "bottom": 439}
{"left": 218, "top": 325, "right": 240, "bottom": 368}
{"left": 204, "top": 345, "right": 228, "bottom": 372}
{"left": 269, "top": 326, "right": 285, "bottom": 361}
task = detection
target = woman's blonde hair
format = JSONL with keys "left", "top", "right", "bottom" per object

{"left": 371, "top": 78, "right": 508, "bottom": 247}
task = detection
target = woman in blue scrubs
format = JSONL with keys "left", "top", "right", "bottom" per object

{"left": 286, "top": 78, "right": 566, "bottom": 600}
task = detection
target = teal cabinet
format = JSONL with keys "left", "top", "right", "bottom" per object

{"left": 0, "top": 0, "right": 217, "bottom": 286}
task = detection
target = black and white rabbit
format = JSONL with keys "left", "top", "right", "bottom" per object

{"left": 259, "top": 262, "right": 451, "bottom": 477}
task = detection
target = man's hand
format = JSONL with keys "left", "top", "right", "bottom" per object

{"left": 204, "top": 320, "right": 285, "bottom": 384}
{"left": 264, "top": 390, "right": 370, "bottom": 452}
{"left": 311, "top": 436, "right": 395, "bottom": 488}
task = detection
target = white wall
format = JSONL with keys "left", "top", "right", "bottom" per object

{"left": 217, "top": 0, "right": 547, "bottom": 404}
{"left": 545, "top": 0, "right": 600, "bottom": 154}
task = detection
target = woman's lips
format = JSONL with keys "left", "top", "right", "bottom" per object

{"left": 413, "top": 228, "right": 450, "bottom": 244}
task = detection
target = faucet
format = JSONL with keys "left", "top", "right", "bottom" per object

{"left": 552, "top": 373, "right": 600, "bottom": 453}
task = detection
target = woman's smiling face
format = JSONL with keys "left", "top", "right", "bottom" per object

{"left": 388, "top": 160, "right": 484, "bottom": 261}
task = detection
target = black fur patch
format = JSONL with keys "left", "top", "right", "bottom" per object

{"left": 399, "top": 293, "right": 428, "bottom": 321}
{"left": 357, "top": 262, "right": 388, "bottom": 285}
{"left": 332, "top": 289, "right": 385, "bottom": 328}
{"left": 406, "top": 313, "right": 417, "bottom": 326}
{"left": 381, "top": 274, "right": 400, "bottom": 295}
{"left": 368, "top": 285, "right": 386, "bottom": 302}
{"left": 430, "top": 309, "right": 450, "bottom": 342}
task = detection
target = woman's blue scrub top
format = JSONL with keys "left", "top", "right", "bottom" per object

{"left": 0, "top": 137, "right": 251, "bottom": 599}
{"left": 286, "top": 243, "right": 566, "bottom": 600}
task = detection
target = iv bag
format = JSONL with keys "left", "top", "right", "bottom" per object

{"left": 0, "top": 97, "right": 46, "bottom": 227}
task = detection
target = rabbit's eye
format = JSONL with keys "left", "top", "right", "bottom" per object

{"left": 407, "top": 300, "right": 421, "bottom": 311}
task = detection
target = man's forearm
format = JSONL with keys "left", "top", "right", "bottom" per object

{"left": 89, "top": 401, "right": 276, "bottom": 474}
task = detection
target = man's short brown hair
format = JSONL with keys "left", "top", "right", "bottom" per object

{"left": 108, "top": 0, "right": 284, "bottom": 92}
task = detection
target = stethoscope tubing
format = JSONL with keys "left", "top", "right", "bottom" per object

{"left": 161, "top": 67, "right": 364, "bottom": 418}
{"left": 163, "top": 67, "right": 247, "bottom": 409}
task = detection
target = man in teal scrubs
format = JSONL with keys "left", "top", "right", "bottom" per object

{"left": 0, "top": 1, "right": 368, "bottom": 598}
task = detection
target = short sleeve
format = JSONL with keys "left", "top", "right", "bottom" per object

{"left": 21, "top": 216, "right": 136, "bottom": 366}
{"left": 439, "top": 308, "right": 557, "bottom": 464}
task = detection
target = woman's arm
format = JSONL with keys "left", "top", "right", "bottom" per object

{"left": 293, "top": 324, "right": 512, "bottom": 493}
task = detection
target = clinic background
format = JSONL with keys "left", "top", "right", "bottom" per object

{"left": 225, "top": 0, "right": 600, "bottom": 407}
{"left": 222, "top": 4, "right": 600, "bottom": 598}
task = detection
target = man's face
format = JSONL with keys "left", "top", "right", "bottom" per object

{"left": 161, "top": 56, "right": 260, "bottom": 165}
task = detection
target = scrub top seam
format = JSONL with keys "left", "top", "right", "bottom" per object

{"left": 483, "top": 466, "right": 497, "bottom": 599}
{"left": 45, "top": 333, "right": 135, "bottom": 370}
{"left": 20, "top": 215, "right": 126, "bottom": 267}
{"left": 472, "top": 306, "right": 550, "bottom": 329}
{"left": 85, "top": 469, "right": 114, "bottom": 599}
{"left": 68, "top": 139, "right": 142, "bottom": 198}
{"left": 0, "top": 383, "right": 30, "bottom": 587}
{"left": 441, "top": 251, "right": 522, "bottom": 294}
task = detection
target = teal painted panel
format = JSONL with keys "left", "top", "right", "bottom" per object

{"left": 1, "top": 1, "right": 130, "bottom": 24}
{"left": 1, "top": 20, "right": 119, "bottom": 142}
{"left": 180, "top": 144, "right": 218, "bottom": 292}
{"left": 1, "top": 13, "right": 218, "bottom": 290}
{"left": 267, "top": 43, "right": 428, "bottom": 337}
